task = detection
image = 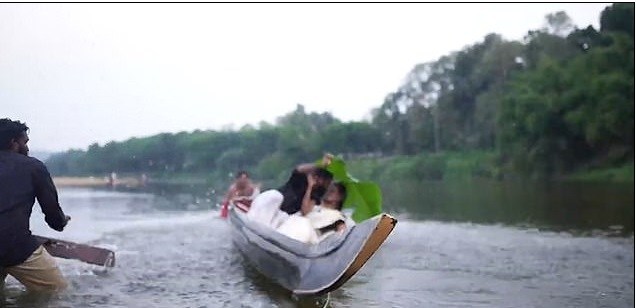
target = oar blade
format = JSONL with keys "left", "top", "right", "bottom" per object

{"left": 34, "top": 235, "right": 116, "bottom": 267}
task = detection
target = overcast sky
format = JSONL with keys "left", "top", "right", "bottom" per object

{"left": 1, "top": 3, "right": 609, "bottom": 152}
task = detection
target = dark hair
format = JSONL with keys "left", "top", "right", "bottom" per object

{"left": 236, "top": 170, "right": 249, "bottom": 178}
{"left": 333, "top": 182, "right": 347, "bottom": 210}
{"left": 0, "top": 118, "right": 28, "bottom": 150}
{"left": 314, "top": 168, "right": 333, "bottom": 180}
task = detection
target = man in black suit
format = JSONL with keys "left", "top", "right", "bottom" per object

{"left": 0, "top": 118, "right": 70, "bottom": 292}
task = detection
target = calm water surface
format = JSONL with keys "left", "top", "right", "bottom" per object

{"left": 2, "top": 182, "right": 633, "bottom": 307}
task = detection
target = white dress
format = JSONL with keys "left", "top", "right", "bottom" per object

{"left": 276, "top": 206, "right": 346, "bottom": 244}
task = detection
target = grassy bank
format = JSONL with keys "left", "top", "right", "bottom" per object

{"left": 565, "top": 162, "right": 635, "bottom": 183}
{"left": 346, "top": 152, "right": 634, "bottom": 184}
{"left": 53, "top": 152, "right": 633, "bottom": 189}
{"left": 346, "top": 151, "right": 500, "bottom": 182}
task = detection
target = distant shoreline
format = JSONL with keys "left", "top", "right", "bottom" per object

{"left": 53, "top": 176, "right": 145, "bottom": 188}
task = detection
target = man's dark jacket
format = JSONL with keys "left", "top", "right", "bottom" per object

{"left": 0, "top": 151, "right": 67, "bottom": 267}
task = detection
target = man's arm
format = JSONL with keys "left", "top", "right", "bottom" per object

{"left": 295, "top": 163, "right": 319, "bottom": 175}
{"left": 300, "top": 174, "right": 317, "bottom": 216}
{"left": 223, "top": 183, "right": 237, "bottom": 202}
{"left": 32, "top": 161, "right": 68, "bottom": 232}
{"left": 295, "top": 153, "right": 334, "bottom": 174}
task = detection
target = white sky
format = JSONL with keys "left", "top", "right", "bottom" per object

{"left": 1, "top": 3, "right": 609, "bottom": 152}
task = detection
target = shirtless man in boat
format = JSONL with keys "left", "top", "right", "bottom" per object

{"left": 247, "top": 154, "right": 334, "bottom": 227}
{"left": 222, "top": 171, "right": 260, "bottom": 210}
{"left": 0, "top": 119, "right": 70, "bottom": 292}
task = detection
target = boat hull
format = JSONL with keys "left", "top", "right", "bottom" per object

{"left": 229, "top": 207, "right": 396, "bottom": 295}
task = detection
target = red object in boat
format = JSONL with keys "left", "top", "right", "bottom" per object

{"left": 220, "top": 200, "right": 229, "bottom": 218}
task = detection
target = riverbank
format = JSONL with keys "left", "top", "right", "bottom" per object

{"left": 565, "top": 162, "right": 635, "bottom": 183}
{"left": 51, "top": 159, "right": 634, "bottom": 236}
{"left": 53, "top": 176, "right": 145, "bottom": 188}
{"left": 347, "top": 152, "right": 634, "bottom": 183}
{"left": 53, "top": 152, "right": 633, "bottom": 189}
{"left": 347, "top": 151, "right": 500, "bottom": 182}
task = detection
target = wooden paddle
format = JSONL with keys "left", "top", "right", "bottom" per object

{"left": 34, "top": 235, "right": 116, "bottom": 267}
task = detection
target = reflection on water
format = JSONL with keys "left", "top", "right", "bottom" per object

{"left": 1, "top": 184, "right": 633, "bottom": 307}
{"left": 380, "top": 179, "right": 635, "bottom": 236}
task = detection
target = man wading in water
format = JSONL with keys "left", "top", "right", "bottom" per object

{"left": 0, "top": 119, "right": 70, "bottom": 292}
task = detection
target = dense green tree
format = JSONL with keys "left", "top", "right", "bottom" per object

{"left": 601, "top": 3, "right": 635, "bottom": 37}
{"left": 499, "top": 6, "right": 634, "bottom": 175}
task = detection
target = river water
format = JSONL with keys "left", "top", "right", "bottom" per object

{"left": 2, "top": 183, "right": 634, "bottom": 308}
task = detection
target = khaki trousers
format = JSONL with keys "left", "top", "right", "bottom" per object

{"left": 1, "top": 245, "right": 67, "bottom": 292}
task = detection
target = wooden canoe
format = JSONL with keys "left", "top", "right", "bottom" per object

{"left": 229, "top": 206, "right": 397, "bottom": 295}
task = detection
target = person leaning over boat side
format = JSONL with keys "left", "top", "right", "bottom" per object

{"left": 247, "top": 154, "right": 334, "bottom": 228}
{"left": 0, "top": 119, "right": 70, "bottom": 292}
{"left": 276, "top": 174, "right": 348, "bottom": 244}
{"left": 223, "top": 170, "right": 260, "bottom": 209}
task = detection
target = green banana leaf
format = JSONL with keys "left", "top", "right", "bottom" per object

{"left": 316, "top": 157, "right": 382, "bottom": 222}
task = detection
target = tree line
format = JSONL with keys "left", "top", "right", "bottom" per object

{"left": 47, "top": 4, "right": 634, "bottom": 180}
